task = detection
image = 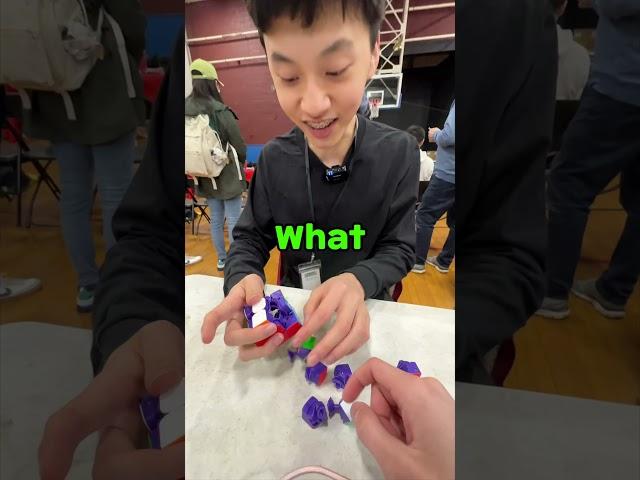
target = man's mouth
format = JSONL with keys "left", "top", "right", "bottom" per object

{"left": 305, "top": 118, "right": 337, "bottom": 130}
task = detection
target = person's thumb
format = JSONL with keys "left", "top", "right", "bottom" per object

{"left": 139, "top": 321, "right": 185, "bottom": 396}
{"left": 351, "top": 401, "right": 406, "bottom": 468}
{"left": 243, "top": 274, "right": 265, "bottom": 306}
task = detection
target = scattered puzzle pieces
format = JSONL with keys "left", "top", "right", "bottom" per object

{"left": 397, "top": 360, "right": 421, "bottom": 376}
{"left": 302, "top": 396, "right": 328, "bottom": 429}
{"left": 332, "top": 363, "right": 352, "bottom": 389}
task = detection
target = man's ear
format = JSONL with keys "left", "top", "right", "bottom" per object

{"left": 368, "top": 35, "right": 381, "bottom": 78}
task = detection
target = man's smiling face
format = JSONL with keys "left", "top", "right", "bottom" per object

{"left": 263, "top": 2, "right": 380, "bottom": 151}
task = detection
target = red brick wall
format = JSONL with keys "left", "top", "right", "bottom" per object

{"left": 186, "top": 0, "right": 454, "bottom": 144}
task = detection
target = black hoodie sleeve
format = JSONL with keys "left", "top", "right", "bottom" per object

{"left": 455, "top": 0, "right": 557, "bottom": 380}
{"left": 91, "top": 31, "right": 185, "bottom": 374}
{"left": 345, "top": 144, "right": 419, "bottom": 299}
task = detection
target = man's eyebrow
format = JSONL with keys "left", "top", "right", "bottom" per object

{"left": 270, "top": 51, "right": 294, "bottom": 64}
{"left": 321, "top": 38, "right": 354, "bottom": 57}
{"left": 270, "top": 38, "right": 354, "bottom": 64}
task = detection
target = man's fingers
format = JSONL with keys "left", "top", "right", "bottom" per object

{"left": 39, "top": 345, "right": 145, "bottom": 480}
{"left": 323, "top": 303, "right": 370, "bottom": 365}
{"left": 350, "top": 401, "right": 406, "bottom": 468}
{"left": 293, "top": 293, "right": 341, "bottom": 349}
{"left": 201, "top": 288, "right": 244, "bottom": 344}
{"left": 342, "top": 357, "right": 413, "bottom": 404}
{"left": 237, "top": 333, "right": 285, "bottom": 361}
{"left": 243, "top": 274, "right": 265, "bottom": 305}
{"left": 224, "top": 318, "right": 278, "bottom": 346}
{"left": 306, "top": 300, "right": 357, "bottom": 366}
{"left": 139, "top": 321, "right": 185, "bottom": 396}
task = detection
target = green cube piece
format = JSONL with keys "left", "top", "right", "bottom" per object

{"left": 301, "top": 336, "right": 317, "bottom": 351}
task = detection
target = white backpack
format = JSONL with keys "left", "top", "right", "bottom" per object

{"left": 185, "top": 114, "right": 242, "bottom": 190}
{"left": 0, "top": 0, "right": 135, "bottom": 121}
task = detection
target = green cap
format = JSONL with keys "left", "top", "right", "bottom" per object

{"left": 190, "top": 58, "right": 219, "bottom": 81}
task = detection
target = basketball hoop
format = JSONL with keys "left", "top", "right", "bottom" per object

{"left": 369, "top": 98, "right": 381, "bottom": 119}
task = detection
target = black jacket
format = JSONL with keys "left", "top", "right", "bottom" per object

{"left": 224, "top": 117, "right": 419, "bottom": 300}
{"left": 455, "top": 0, "right": 557, "bottom": 382}
{"left": 91, "top": 30, "right": 185, "bottom": 374}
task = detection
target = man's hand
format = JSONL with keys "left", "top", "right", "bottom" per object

{"left": 428, "top": 127, "right": 441, "bottom": 143}
{"left": 201, "top": 274, "right": 285, "bottom": 361}
{"left": 343, "top": 358, "right": 454, "bottom": 480}
{"left": 39, "top": 321, "right": 184, "bottom": 480}
{"left": 291, "top": 273, "right": 370, "bottom": 367}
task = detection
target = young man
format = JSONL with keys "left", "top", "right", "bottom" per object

{"left": 407, "top": 124, "right": 434, "bottom": 183}
{"left": 201, "top": 0, "right": 419, "bottom": 368}
{"left": 412, "top": 101, "right": 455, "bottom": 274}
{"left": 538, "top": 0, "right": 640, "bottom": 319}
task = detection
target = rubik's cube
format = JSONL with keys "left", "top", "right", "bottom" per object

{"left": 244, "top": 290, "right": 302, "bottom": 347}
{"left": 397, "top": 360, "right": 421, "bottom": 377}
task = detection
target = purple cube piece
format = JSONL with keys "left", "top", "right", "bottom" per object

{"left": 139, "top": 395, "right": 165, "bottom": 449}
{"left": 332, "top": 364, "right": 352, "bottom": 389}
{"left": 302, "top": 396, "right": 328, "bottom": 429}
{"left": 327, "top": 397, "right": 338, "bottom": 418}
{"left": 287, "top": 350, "right": 297, "bottom": 363}
{"left": 397, "top": 360, "right": 421, "bottom": 376}
{"left": 305, "top": 363, "right": 328, "bottom": 386}
{"left": 243, "top": 305, "right": 254, "bottom": 326}
{"left": 337, "top": 401, "right": 351, "bottom": 424}
{"left": 296, "top": 348, "right": 311, "bottom": 360}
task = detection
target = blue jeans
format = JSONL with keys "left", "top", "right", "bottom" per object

{"left": 415, "top": 175, "right": 456, "bottom": 266}
{"left": 546, "top": 86, "right": 640, "bottom": 304}
{"left": 207, "top": 196, "right": 242, "bottom": 261}
{"left": 54, "top": 132, "right": 134, "bottom": 288}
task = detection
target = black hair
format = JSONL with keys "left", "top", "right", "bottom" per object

{"left": 407, "top": 125, "right": 426, "bottom": 146}
{"left": 190, "top": 73, "right": 224, "bottom": 104}
{"left": 245, "top": 0, "right": 385, "bottom": 49}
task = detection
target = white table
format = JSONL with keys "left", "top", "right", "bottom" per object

{"left": 0, "top": 322, "right": 97, "bottom": 480}
{"left": 185, "top": 274, "right": 455, "bottom": 480}
{"left": 456, "top": 382, "right": 640, "bottom": 480}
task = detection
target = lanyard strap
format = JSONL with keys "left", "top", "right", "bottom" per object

{"left": 303, "top": 116, "right": 359, "bottom": 261}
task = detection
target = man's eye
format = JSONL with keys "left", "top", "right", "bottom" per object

{"left": 327, "top": 66, "right": 350, "bottom": 77}
{"left": 281, "top": 76, "right": 299, "bottom": 83}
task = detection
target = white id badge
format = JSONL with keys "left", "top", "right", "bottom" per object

{"left": 298, "top": 259, "right": 322, "bottom": 290}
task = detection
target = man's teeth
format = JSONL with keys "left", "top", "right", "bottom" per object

{"left": 308, "top": 119, "right": 334, "bottom": 129}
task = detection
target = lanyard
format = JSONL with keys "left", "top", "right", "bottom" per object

{"left": 303, "top": 116, "right": 359, "bottom": 261}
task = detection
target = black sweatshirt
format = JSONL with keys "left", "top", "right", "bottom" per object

{"left": 455, "top": 0, "right": 557, "bottom": 382}
{"left": 91, "top": 31, "right": 185, "bottom": 374}
{"left": 224, "top": 117, "right": 419, "bottom": 300}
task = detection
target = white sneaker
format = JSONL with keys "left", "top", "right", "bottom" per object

{"left": 185, "top": 255, "right": 203, "bottom": 266}
{"left": 0, "top": 277, "right": 42, "bottom": 301}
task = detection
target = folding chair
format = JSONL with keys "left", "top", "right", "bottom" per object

{"left": 1, "top": 119, "right": 60, "bottom": 227}
{"left": 185, "top": 179, "right": 210, "bottom": 235}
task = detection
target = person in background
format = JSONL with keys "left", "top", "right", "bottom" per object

{"left": 537, "top": 0, "right": 640, "bottom": 319}
{"left": 22, "top": 0, "right": 146, "bottom": 312}
{"left": 412, "top": 101, "right": 455, "bottom": 274}
{"left": 407, "top": 124, "right": 434, "bottom": 183}
{"left": 185, "top": 59, "right": 247, "bottom": 271}
{"left": 553, "top": 0, "right": 591, "bottom": 100}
